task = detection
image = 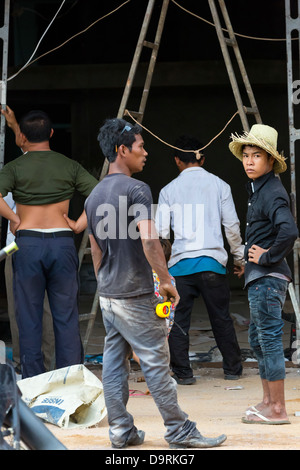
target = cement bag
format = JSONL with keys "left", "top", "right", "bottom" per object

{"left": 18, "top": 364, "right": 107, "bottom": 429}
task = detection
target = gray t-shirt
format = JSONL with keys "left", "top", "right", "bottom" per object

{"left": 85, "top": 173, "right": 154, "bottom": 298}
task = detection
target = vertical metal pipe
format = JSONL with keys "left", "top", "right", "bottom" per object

{"left": 0, "top": 0, "right": 10, "bottom": 170}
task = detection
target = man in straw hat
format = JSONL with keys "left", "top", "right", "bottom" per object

{"left": 229, "top": 123, "right": 298, "bottom": 425}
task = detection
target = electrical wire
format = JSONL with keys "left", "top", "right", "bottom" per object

{"left": 8, "top": 0, "right": 67, "bottom": 81}
{"left": 7, "top": 0, "right": 288, "bottom": 85}
{"left": 171, "top": 0, "right": 293, "bottom": 42}
{"left": 7, "top": 0, "right": 131, "bottom": 81}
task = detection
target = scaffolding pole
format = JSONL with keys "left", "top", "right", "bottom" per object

{"left": 285, "top": 0, "right": 300, "bottom": 306}
{"left": 0, "top": 0, "right": 10, "bottom": 170}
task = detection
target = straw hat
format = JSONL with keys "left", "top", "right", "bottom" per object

{"left": 229, "top": 124, "right": 287, "bottom": 174}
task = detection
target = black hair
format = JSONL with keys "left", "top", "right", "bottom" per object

{"left": 241, "top": 144, "right": 272, "bottom": 159}
{"left": 19, "top": 110, "right": 53, "bottom": 143}
{"left": 97, "top": 118, "right": 143, "bottom": 163}
{"left": 173, "top": 135, "right": 204, "bottom": 163}
{"left": 159, "top": 237, "right": 172, "bottom": 262}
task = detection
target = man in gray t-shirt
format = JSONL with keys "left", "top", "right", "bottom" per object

{"left": 85, "top": 117, "right": 227, "bottom": 450}
{"left": 85, "top": 174, "right": 154, "bottom": 298}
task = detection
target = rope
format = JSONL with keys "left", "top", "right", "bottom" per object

{"left": 124, "top": 109, "right": 240, "bottom": 158}
{"left": 171, "top": 0, "right": 292, "bottom": 42}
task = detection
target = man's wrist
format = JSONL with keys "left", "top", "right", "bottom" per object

{"left": 10, "top": 214, "right": 20, "bottom": 224}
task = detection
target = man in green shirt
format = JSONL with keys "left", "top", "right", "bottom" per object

{"left": 0, "top": 106, "right": 98, "bottom": 378}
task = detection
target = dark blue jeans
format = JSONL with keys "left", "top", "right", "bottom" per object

{"left": 248, "top": 276, "right": 288, "bottom": 382}
{"left": 13, "top": 231, "right": 83, "bottom": 378}
{"left": 169, "top": 272, "right": 242, "bottom": 378}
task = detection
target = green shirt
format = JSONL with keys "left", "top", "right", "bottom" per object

{"left": 0, "top": 150, "right": 98, "bottom": 205}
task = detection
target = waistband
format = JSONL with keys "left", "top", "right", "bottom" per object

{"left": 16, "top": 230, "right": 74, "bottom": 239}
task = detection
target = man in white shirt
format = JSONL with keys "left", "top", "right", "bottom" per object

{"left": 155, "top": 135, "right": 244, "bottom": 384}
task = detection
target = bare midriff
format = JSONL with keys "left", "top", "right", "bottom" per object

{"left": 16, "top": 199, "right": 71, "bottom": 230}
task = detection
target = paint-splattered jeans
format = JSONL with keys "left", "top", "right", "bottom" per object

{"left": 100, "top": 294, "right": 198, "bottom": 447}
{"left": 248, "top": 276, "right": 288, "bottom": 382}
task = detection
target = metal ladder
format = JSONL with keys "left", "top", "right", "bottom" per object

{"left": 78, "top": 0, "right": 170, "bottom": 354}
{"left": 0, "top": 0, "right": 10, "bottom": 171}
{"left": 0, "top": 0, "right": 10, "bottom": 238}
{"left": 285, "top": 0, "right": 300, "bottom": 304}
{"left": 285, "top": 0, "right": 300, "bottom": 357}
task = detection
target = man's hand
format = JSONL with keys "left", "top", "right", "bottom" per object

{"left": 63, "top": 210, "right": 87, "bottom": 234}
{"left": 1, "top": 105, "right": 23, "bottom": 148}
{"left": 159, "top": 280, "right": 180, "bottom": 308}
{"left": 10, "top": 215, "right": 21, "bottom": 235}
{"left": 0, "top": 196, "right": 20, "bottom": 235}
{"left": 1, "top": 105, "right": 18, "bottom": 130}
{"left": 234, "top": 264, "right": 244, "bottom": 278}
{"left": 248, "top": 244, "right": 269, "bottom": 264}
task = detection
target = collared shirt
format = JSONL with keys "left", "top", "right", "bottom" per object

{"left": 244, "top": 171, "right": 298, "bottom": 287}
{"left": 155, "top": 167, "right": 244, "bottom": 269}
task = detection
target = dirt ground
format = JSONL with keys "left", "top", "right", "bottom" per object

{"left": 46, "top": 364, "right": 300, "bottom": 451}
{"left": 3, "top": 288, "right": 299, "bottom": 453}
{"left": 36, "top": 290, "right": 300, "bottom": 452}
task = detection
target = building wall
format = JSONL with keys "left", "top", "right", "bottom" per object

{"left": 2, "top": 59, "right": 295, "bottom": 290}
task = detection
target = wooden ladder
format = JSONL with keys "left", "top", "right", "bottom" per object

{"left": 79, "top": 0, "right": 300, "bottom": 359}
{"left": 78, "top": 0, "right": 170, "bottom": 355}
{"left": 208, "top": 0, "right": 262, "bottom": 131}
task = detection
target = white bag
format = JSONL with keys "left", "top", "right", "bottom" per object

{"left": 18, "top": 364, "right": 107, "bottom": 429}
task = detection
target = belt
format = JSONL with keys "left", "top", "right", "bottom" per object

{"left": 16, "top": 230, "right": 74, "bottom": 239}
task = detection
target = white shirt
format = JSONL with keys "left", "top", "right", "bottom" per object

{"left": 4, "top": 192, "right": 16, "bottom": 245}
{"left": 155, "top": 167, "right": 244, "bottom": 268}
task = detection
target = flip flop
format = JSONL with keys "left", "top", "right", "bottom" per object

{"left": 242, "top": 409, "right": 290, "bottom": 425}
{"left": 245, "top": 406, "right": 260, "bottom": 416}
{"left": 246, "top": 406, "right": 259, "bottom": 415}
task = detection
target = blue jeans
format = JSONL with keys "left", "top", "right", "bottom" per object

{"left": 248, "top": 276, "right": 288, "bottom": 382}
{"left": 100, "top": 294, "right": 198, "bottom": 447}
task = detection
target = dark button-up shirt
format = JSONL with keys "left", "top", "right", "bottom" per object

{"left": 244, "top": 171, "right": 298, "bottom": 287}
